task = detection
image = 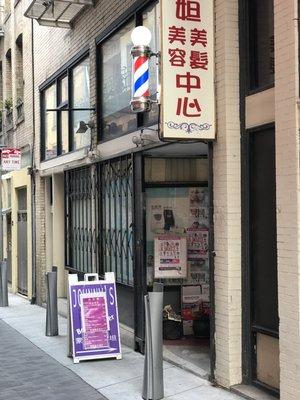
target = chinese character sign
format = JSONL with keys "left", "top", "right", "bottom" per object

{"left": 1, "top": 148, "right": 21, "bottom": 171}
{"left": 161, "top": 0, "right": 215, "bottom": 140}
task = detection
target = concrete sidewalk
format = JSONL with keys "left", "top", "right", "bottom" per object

{"left": 0, "top": 293, "right": 244, "bottom": 400}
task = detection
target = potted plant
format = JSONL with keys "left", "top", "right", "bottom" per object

{"left": 4, "top": 98, "right": 13, "bottom": 113}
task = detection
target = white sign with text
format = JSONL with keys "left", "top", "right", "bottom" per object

{"left": 160, "top": 0, "right": 215, "bottom": 140}
{"left": 1, "top": 148, "right": 21, "bottom": 171}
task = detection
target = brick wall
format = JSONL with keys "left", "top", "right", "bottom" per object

{"left": 274, "top": 0, "right": 300, "bottom": 399}
{"left": 213, "top": 0, "right": 242, "bottom": 387}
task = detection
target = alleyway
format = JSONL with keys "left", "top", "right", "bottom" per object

{"left": 0, "top": 294, "right": 245, "bottom": 400}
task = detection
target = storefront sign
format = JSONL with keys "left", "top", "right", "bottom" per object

{"left": 160, "top": 0, "right": 215, "bottom": 140}
{"left": 154, "top": 234, "right": 187, "bottom": 278}
{"left": 1, "top": 148, "right": 21, "bottom": 171}
{"left": 68, "top": 272, "right": 122, "bottom": 363}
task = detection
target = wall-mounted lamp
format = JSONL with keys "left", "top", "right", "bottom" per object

{"left": 130, "top": 26, "right": 154, "bottom": 113}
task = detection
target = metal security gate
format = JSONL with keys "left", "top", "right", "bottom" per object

{"left": 65, "top": 165, "right": 99, "bottom": 274}
{"left": 17, "top": 211, "right": 28, "bottom": 295}
{"left": 99, "top": 155, "right": 135, "bottom": 329}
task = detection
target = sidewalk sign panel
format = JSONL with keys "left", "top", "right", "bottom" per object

{"left": 1, "top": 148, "right": 21, "bottom": 171}
{"left": 68, "top": 272, "right": 122, "bottom": 363}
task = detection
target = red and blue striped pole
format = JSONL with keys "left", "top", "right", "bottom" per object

{"left": 132, "top": 55, "right": 150, "bottom": 99}
{"left": 130, "top": 26, "right": 152, "bottom": 113}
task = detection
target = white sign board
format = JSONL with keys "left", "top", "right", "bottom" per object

{"left": 1, "top": 148, "right": 21, "bottom": 171}
{"left": 160, "top": 0, "right": 215, "bottom": 140}
{"left": 154, "top": 234, "right": 187, "bottom": 278}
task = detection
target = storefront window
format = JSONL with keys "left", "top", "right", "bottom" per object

{"left": 58, "top": 76, "right": 69, "bottom": 155}
{"left": 102, "top": 20, "right": 136, "bottom": 139}
{"left": 72, "top": 59, "right": 91, "bottom": 150}
{"left": 146, "top": 185, "right": 210, "bottom": 337}
{"left": 41, "top": 55, "right": 90, "bottom": 160}
{"left": 44, "top": 84, "right": 57, "bottom": 160}
{"left": 99, "top": 1, "right": 160, "bottom": 140}
{"left": 248, "top": 0, "right": 274, "bottom": 91}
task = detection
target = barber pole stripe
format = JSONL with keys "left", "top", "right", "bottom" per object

{"left": 133, "top": 55, "right": 150, "bottom": 98}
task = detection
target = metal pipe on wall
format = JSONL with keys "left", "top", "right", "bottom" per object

{"left": 30, "top": 18, "right": 37, "bottom": 304}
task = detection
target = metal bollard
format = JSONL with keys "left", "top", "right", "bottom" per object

{"left": 0, "top": 260, "right": 8, "bottom": 307}
{"left": 142, "top": 282, "right": 164, "bottom": 400}
{"left": 45, "top": 269, "right": 58, "bottom": 336}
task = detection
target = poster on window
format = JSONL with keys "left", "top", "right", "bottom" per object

{"left": 186, "top": 259, "right": 209, "bottom": 284}
{"left": 150, "top": 204, "right": 164, "bottom": 231}
{"left": 160, "top": 0, "right": 215, "bottom": 140}
{"left": 187, "top": 228, "right": 209, "bottom": 260}
{"left": 154, "top": 235, "right": 187, "bottom": 278}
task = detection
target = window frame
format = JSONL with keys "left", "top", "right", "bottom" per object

{"left": 40, "top": 48, "right": 90, "bottom": 161}
{"left": 243, "top": 0, "right": 275, "bottom": 94}
{"left": 96, "top": 0, "right": 159, "bottom": 144}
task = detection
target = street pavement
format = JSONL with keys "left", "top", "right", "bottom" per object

{"left": 0, "top": 319, "right": 106, "bottom": 400}
{"left": 0, "top": 293, "right": 245, "bottom": 400}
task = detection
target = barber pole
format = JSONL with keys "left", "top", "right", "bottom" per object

{"left": 130, "top": 26, "right": 153, "bottom": 113}
{"left": 132, "top": 55, "right": 150, "bottom": 99}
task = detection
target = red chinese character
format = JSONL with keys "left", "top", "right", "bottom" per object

{"left": 190, "top": 28, "right": 207, "bottom": 47}
{"left": 190, "top": 51, "right": 208, "bottom": 69}
{"left": 168, "top": 26, "right": 186, "bottom": 44}
{"left": 176, "top": 0, "right": 201, "bottom": 21}
{"left": 176, "top": 72, "right": 201, "bottom": 93}
{"left": 169, "top": 48, "right": 186, "bottom": 67}
{"left": 176, "top": 97, "right": 202, "bottom": 117}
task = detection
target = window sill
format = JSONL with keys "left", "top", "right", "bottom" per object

{"left": 40, "top": 146, "right": 89, "bottom": 173}
{"left": 246, "top": 83, "right": 274, "bottom": 97}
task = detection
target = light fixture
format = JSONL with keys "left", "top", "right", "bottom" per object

{"left": 131, "top": 26, "right": 152, "bottom": 47}
{"left": 76, "top": 120, "right": 94, "bottom": 134}
{"left": 130, "top": 26, "right": 153, "bottom": 113}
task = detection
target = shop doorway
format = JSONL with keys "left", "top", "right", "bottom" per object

{"left": 142, "top": 143, "right": 213, "bottom": 376}
{"left": 17, "top": 188, "right": 28, "bottom": 295}
{"left": 243, "top": 125, "right": 279, "bottom": 394}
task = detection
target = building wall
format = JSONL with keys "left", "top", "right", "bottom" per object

{"left": 213, "top": 0, "right": 242, "bottom": 387}
{"left": 1, "top": 0, "right": 33, "bottom": 150}
{"left": 274, "top": 0, "right": 300, "bottom": 399}
{"left": 0, "top": 0, "right": 34, "bottom": 300}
